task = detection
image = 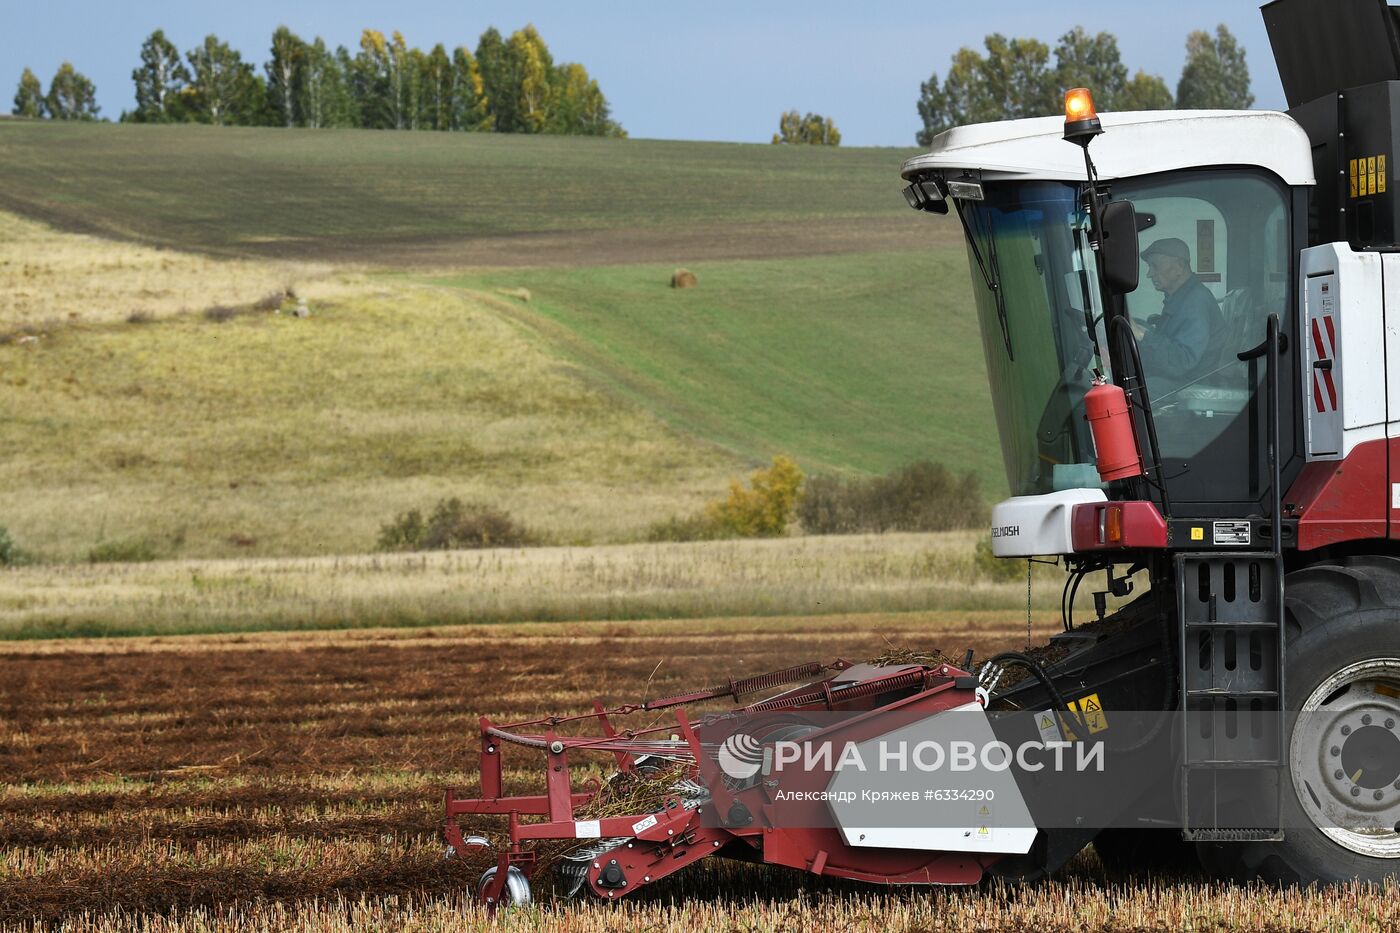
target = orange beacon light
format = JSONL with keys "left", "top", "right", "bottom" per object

{"left": 1064, "top": 87, "right": 1103, "bottom": 142}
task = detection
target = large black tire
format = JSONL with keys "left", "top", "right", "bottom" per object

{"left": 1198, "top": 555, "right": 1400, "bottom": 884}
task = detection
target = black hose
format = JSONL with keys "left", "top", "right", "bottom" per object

{"left": 1063, "top": 569, "right": 1086, "bottom": 632}
{"left": 987, "top": 651, "right": 1093, "bottom": 739}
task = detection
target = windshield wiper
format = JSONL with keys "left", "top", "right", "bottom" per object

{"left": 955, "top": 204, "right": 1014, "bottom": 361}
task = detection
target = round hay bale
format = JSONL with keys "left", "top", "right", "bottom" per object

{"left": 670, "top": 268, "right": 698, "bottom": 289}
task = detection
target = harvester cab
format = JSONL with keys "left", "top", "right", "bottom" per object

{"left": 445, "top": 0, "right": 1400, "bottom": 903}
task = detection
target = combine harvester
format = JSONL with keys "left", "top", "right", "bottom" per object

{"left": 446, "top": 0, "right": 1400, "bottom": 902}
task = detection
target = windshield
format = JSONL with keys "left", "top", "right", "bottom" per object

{"left": 960, "top": 181, "right": 1110, "bottom": 497}
{"left": 959, "top": 170, "right": 1294, "bottom": 511}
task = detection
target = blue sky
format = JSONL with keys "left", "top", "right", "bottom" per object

{"left": 3, "top": 2, "right": 1286, "bottom": 146}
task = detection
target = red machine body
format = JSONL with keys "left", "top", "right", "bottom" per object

{"left": 1083, "top": 379, "right": 1143, "bottom": 482}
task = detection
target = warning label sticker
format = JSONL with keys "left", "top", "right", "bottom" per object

{"left": 1350, "top": 154, "right": 1388, "bottom": 197}
{"left": 631, "top": 814, "right": 658, "bottom": 835}
{"left": 1063, "top": 693, "right": 1109, "bottom": 738}
{"left": 1035, "top": 710, "right": 1064, "bottom": 744}
{"left": 972, "top": 805, "right": 994, "bottom": 843}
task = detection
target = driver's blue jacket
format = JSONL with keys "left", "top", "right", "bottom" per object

{"left": 1137, "top": 276, "right": 1223, "bottom": 387}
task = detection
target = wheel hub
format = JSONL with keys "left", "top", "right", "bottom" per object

{"left": 1340, "top": 725, "right": 1400, "bottom": 791}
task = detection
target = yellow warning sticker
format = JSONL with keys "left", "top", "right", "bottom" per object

{"left": 1350, "top": 153, "right": 1390, "bottom": 197}
{"left": 1191, "top": 526, "right": 1205, "bottom": 541}
{"left": 1063, "top": 693, "right": 1109, "bottom": 738}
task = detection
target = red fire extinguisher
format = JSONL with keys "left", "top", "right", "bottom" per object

{"left": 1083, "top": 376, "right": 1144, "bottom": 482}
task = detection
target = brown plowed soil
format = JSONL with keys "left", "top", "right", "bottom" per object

{"left": 0, "top": 615, "right": 1023, "bottom": 925}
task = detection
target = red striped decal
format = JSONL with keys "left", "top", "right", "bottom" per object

{"left": 1310, "top": 316, "right": 1337, "bottom": 412}
{"left": 1321, "top": 367, "right": 1338, "bottom": 409}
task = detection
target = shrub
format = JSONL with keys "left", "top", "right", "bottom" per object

{"left": 704, "top": 456, "right": 804, "bottom": 538}
{"left": 798, "top": 460, "right": 987, "bottom": 534}
{"left": 87, "top": 537, "right": 159, "bottom": 563}
{"left": 644, "top": 513, "right": 724, "bottom": 543}
{"left": 973, "top": 538, "right": 1025, "bottom": 582}
{"left": 378, "top": 498, "right": 535, "bottom": 551}
{"left": 0, "top": 526, "right": 27, "bottom": 566}
{"left": 378, "top": 509, "right": 425, "bottom": 551}
{"left": 203, "top": 304, "right": 238, "bottom": 323}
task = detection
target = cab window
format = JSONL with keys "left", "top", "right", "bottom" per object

{"left": 1117, "top": 170, "right": 1292, "bottom": 510}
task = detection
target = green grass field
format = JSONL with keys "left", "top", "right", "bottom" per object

{"left": 0, "top": 122, "right": 949, "bottom": 267}
{"left": 428, "top": 250, "right": 997, "bottom": 478}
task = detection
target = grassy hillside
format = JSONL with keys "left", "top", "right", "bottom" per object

{"left": 429, "top": 249, "right": 998, "bottom": 478}
{"left": 0, "top": 273, "right": 743, "bottom": 561}
{"left": 0, "top": 211, "right": 336, "bottom": 330}
{"left": 0, "top": 125, "right": 1004, "bottom": 566}
{"left": 0, "top": 122, "right": 949, "bottom": 267}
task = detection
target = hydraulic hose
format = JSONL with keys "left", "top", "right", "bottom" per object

{"left": 986, "top": 651, "right": 1092, "bottom": 739}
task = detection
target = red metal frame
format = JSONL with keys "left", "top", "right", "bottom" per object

{"left": 1285, "top": 437, "right": 1389, "bottom": 550}
{"left": 443, "top": 658, "right": 997, "bottom": 904}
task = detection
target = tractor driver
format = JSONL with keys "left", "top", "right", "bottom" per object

{"left": 1129, "top": 237, "right": 1225, "bottom": 391}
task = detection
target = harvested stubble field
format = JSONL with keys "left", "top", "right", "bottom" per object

{"left": 3, "top": 617, "right": 1395, "bottom": 932}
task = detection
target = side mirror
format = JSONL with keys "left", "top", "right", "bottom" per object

{"left": 1100, "top": 200, "right": 1139, "bottom": 295}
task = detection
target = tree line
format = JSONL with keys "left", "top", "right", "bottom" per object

{"left": 13, "top": 63, "right": 99, "bottom": 120}
{"left": 917, "top": 24, "right": 1253, "bottom": 144}
{"left": 11, "top": 24, "right": 624, "bottom": 136}
{"left": 8, "top": 22, "right": 1258, "bottom": 144}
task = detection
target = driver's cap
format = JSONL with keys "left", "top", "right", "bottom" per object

{"left": 1140, "top": 237, "right": 1190, "bottom": 265}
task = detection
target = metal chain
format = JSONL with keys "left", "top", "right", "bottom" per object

{"left": 1025, "top": 559, "right": 1033, "bottom": 648}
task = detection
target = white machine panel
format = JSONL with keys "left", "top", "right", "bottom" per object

{"left": 1299, "top": 244, "right": 1385, "bottom": 460}
{"left": 989, "top": 488, "right": 1107, "bottom": 557}
{"left": 826, "top": 703, "right": 1038, "bottom": 855}
{"left": 1302, "top": 269, "right": 1343, "bottom": 457}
